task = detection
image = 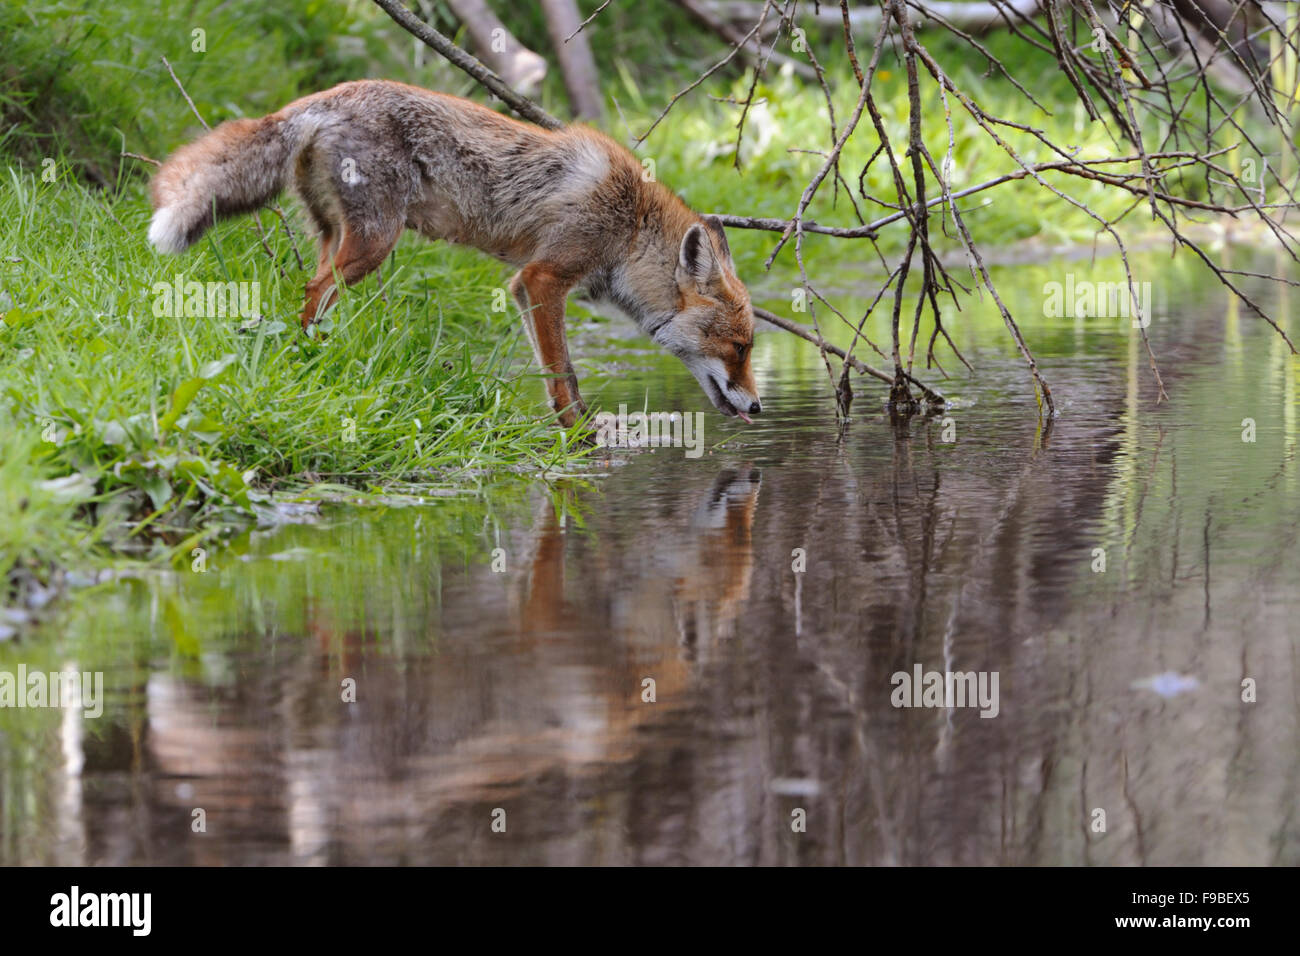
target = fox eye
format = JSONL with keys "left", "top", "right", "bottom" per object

{"left": 735, "top": 342, "right": 749, "bottom": 361}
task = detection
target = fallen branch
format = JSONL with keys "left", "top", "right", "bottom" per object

{"left": 445, "top": 0, "right": 548, "bottom": 95}
{"left": 671, "top": 0, "right": 818, "bottom": 80}
{"left": 540, "top": 0, "right": 606, "bottom": 119}
{"left": 703, "top": 0, "right": 1042, "bottom": 35}
{"left": 371, "top": 0, "right": 564, "bottom": 130}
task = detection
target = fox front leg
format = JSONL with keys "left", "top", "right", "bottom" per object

{"left": 510, "top": 263, "right": 587, "bottom": 428}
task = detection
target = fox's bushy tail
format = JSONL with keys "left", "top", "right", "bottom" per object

{"left": 148, "top": 113, "right": 299, "bottom": 254}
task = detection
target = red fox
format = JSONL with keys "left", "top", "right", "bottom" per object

{"left": 148, "top": 79, "right": 761, "bottom": 426}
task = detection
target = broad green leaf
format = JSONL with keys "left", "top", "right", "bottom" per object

{"left": 158, "top": 377, "right": 205, "bottom": 434}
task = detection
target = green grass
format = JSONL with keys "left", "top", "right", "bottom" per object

{"left": 0, "top": 0, "right": 1287, "bottom": 603}
{"left": 0, "top": 165, "right": 583, "bottom": 593}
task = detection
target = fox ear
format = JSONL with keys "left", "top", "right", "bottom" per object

{"left": 678, "top": 223, "right": 723, "bottom": 291}
{"left": 701, "top": 215, "right": 733, "bottom": 265}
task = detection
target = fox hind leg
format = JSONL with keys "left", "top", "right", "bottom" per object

{"left": 295, "top": 144, "right": 404, "bottom": 329}
{"left": 296, "top": 148, "right": 343, "bottom": 328}
{"left": 300, "top": 223, "right": 401, "bottom": 330}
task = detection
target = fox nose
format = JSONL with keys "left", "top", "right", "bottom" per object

{"left": 748, "top": 400, "right": 761, "bottom": 415}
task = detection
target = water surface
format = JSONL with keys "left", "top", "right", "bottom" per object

{"left": 2, "top": 251, "right": 1297, "bottom": 865}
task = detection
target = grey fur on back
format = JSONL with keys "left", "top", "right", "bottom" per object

{"left": 152, "top": 81, "right": 646, "bottom": 268}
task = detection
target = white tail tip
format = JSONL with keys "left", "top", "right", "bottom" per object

{"left": 148, "top": 206, "right": 190, "bottom": 254}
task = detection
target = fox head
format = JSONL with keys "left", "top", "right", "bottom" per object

{"left": 655, "top": 216, "right": 761, "bottom": 422}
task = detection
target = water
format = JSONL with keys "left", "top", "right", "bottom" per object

{"left": 2, "top": 252, "right": 1297, "bottom": 865}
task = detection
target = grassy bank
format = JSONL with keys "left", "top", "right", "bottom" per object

{"left": 0, "top": 0, "right": 1283, "bottom": 604}
{"left": 0, "top": 167, "right": 581, "bottom": 596}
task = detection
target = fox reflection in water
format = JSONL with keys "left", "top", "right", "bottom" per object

{"left": 139, "top": 467, "right": 762, "bottom": 863}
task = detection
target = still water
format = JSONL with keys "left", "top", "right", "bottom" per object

{"left": 2, "top": 251, "right": 1297, "bottom": 865}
